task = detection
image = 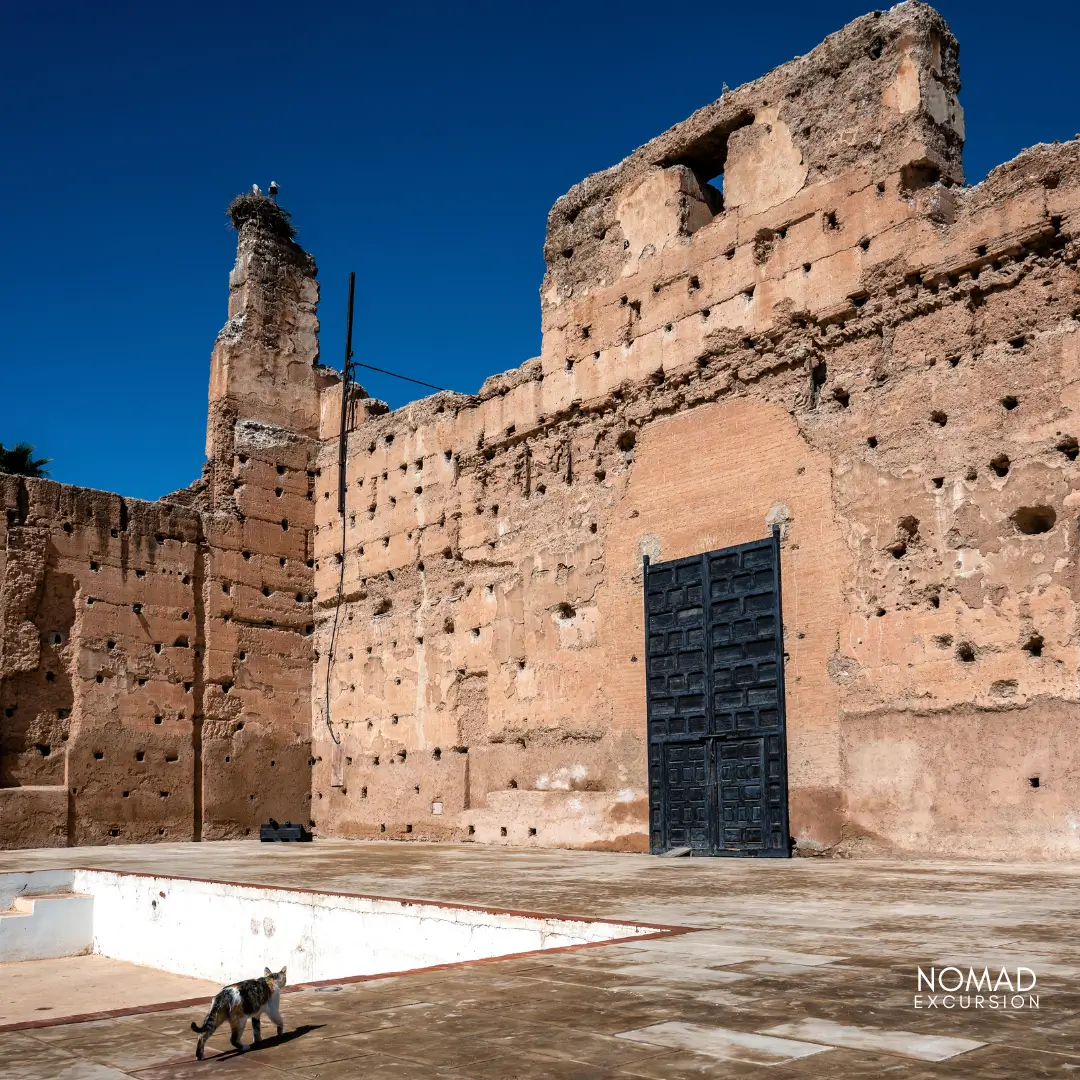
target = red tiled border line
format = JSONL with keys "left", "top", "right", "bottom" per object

{"left": 0, "top": 868, "right": 695, "bottom": 1034}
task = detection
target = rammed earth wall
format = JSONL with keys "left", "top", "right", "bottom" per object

{"left": 4, "top": 2, "right": 1079, "bottom": 857}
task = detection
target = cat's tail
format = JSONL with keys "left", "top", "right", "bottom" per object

{"left": 190, "top": 1015, "right": 211, "bottom": 1033}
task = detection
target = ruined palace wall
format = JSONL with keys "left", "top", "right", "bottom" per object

{"left": 0, "top": 477, "right": 204, "bottom": 847}
{"left": 0, "top": 206, "right": 321, "bottom": 850}
{"left": 0, "top": 471, "right": 313, "bottom": 849}
{"left": 311, "top": 2, "right": 1080, "bottom": 859}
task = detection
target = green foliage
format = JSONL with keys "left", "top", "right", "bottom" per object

{"left": 0, "top": 441, "right": 50, "bottom": 477}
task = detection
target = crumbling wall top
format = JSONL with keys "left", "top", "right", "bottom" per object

{"left": 543, "top": 1, "right": 963, "bottom": 307}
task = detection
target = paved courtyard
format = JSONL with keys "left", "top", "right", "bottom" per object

{"left": 0, "top": 841, "right": 1077, "bottom": 1077}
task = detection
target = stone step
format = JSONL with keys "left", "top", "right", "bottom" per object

{"left": 0, "top": 892, "right": 94, "bottom": 962}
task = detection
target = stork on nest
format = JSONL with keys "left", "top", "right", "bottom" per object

{"left": 227, "top": 189, "right": 295, "bottom": 240}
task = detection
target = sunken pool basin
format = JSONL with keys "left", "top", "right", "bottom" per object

{"left": 0, "top": 868, "right": 663, "bottom": 982}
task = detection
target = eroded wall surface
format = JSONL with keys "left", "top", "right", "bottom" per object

{"left": 310, "top": 2, "right": 1080, "bottom": 859}
{"left": 4, "top": 1, "right": 1078, "bottom": 859}
{"left": 0, "top": 209, "right": 319, "bottom": 848}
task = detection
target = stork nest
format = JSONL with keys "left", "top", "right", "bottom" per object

{"left": 227, "top": 192, "right": 296, "bottom": 240}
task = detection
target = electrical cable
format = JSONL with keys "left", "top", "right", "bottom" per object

{"left": 322, "top": 279, "right": 457, "bottom": 747}
{"left": 323, "top": 497, "right": 346, "bottom": 746}
{"left": 324, "top": 272, "right": 357, "bottom": 747}
{"left": 353, "top": 361, "right": 452, "bottom": 393}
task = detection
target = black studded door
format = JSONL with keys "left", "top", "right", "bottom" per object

{"left": 644, "top": 527, "right": 790, "bottom": 857}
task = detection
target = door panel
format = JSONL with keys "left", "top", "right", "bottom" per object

{"left": 645, "top": 529, "right": 790, "bottom": 857}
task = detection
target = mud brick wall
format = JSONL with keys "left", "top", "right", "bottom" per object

{"left": 0, "top": 209, "right": 319, "bottom": 850}
{"left": 310, "top": 2, "right": 1080, "bottom": 859}
{"left": 5, "top": 2, "right": 1080, "bottom": 860}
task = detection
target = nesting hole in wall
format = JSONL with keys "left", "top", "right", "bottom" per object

{"left": 832, "top": 388, "right": 850, "bottom": 408}
{"left": 1001, "top": 396, "right": 1019, "bottom": 411}
{"left": 1029, "top": 776, "right": 1041, "bottom": 788}
{"left": 500, "top": 827, "right": 507, "bottom": 837}
{"left": 136, "top": 751, "right": 145, "bottom": 761}
{"left": 930, "top": 411, "right": 948, "bottom": 427}
{"left": 468, "top": 825, "right": 475, "bottom": 835}
{"left": 1013, "top": 506, "right": 1056, "bottom": 534}
{"left": 93, "top": 751, "right": 104, "bottom": 760}
{"left": 990, "top": 454, "right": 1010, "bottom": 477}
{"left": 617, "top": 430, "right": 637, "bottom": 452}
{"left": 1023, "top": 633, "right": 1044, "bottom": 657}
{"left": 955, "top": 642, "right": 977, "bottom": 663}
{"left": 931, "top": 477, "right": 944, "bottom": 489}
{"left": 1056, "top": 436, "right": 1079, "bottom": 461}
{"left": 900, "top": 162, "right": 941, "bottom": 191}
{"left": 867, "top": 436, "right": 878, "bottom": 449}
{"left": 556, "top": 602, "right": 577, "bottom": 619}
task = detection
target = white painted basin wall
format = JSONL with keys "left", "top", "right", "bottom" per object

{"left": 0, "top": 870, "right": 94, "bottom": 963}
{"left": 1, "top": 869, "right": 655, "bottom": 983}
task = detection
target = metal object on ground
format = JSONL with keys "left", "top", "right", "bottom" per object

{"left": 259, "top": 819, "right": 312, "bottom": 843}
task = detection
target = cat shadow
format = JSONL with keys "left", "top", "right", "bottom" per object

{"left": 210, "top": 1023, "right": 325, "bottom": 1061}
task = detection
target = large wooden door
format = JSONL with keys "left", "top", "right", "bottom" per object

{"left": 644, "top": 528, "right": 790, "bottom": 857}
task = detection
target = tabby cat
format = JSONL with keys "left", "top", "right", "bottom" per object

{"left": 190, "top": 966, "right": 287, "bottom": 1059}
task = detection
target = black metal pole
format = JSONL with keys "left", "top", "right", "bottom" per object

{"left": 337, "top": 272, "right": 355, "bottom": 515}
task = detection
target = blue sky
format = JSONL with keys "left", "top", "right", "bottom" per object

{"left": 3, "top": 1, "right": 1078, "bottom": 500}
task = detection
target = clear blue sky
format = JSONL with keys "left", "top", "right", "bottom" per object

{"left": 3, "top": 1, "right": 1078, "bottom": 500}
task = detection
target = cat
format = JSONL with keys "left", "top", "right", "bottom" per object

{"left": 190, "top": 966, "right": 287, "bottom": 1059}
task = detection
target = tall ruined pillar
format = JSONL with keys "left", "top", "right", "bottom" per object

{"left": 197, "top": 194, "right": 328, "bottom": 839}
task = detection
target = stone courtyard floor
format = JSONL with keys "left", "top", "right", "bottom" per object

{"left": 0, "top": 840, "right": 1077, "bottom": 1078}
